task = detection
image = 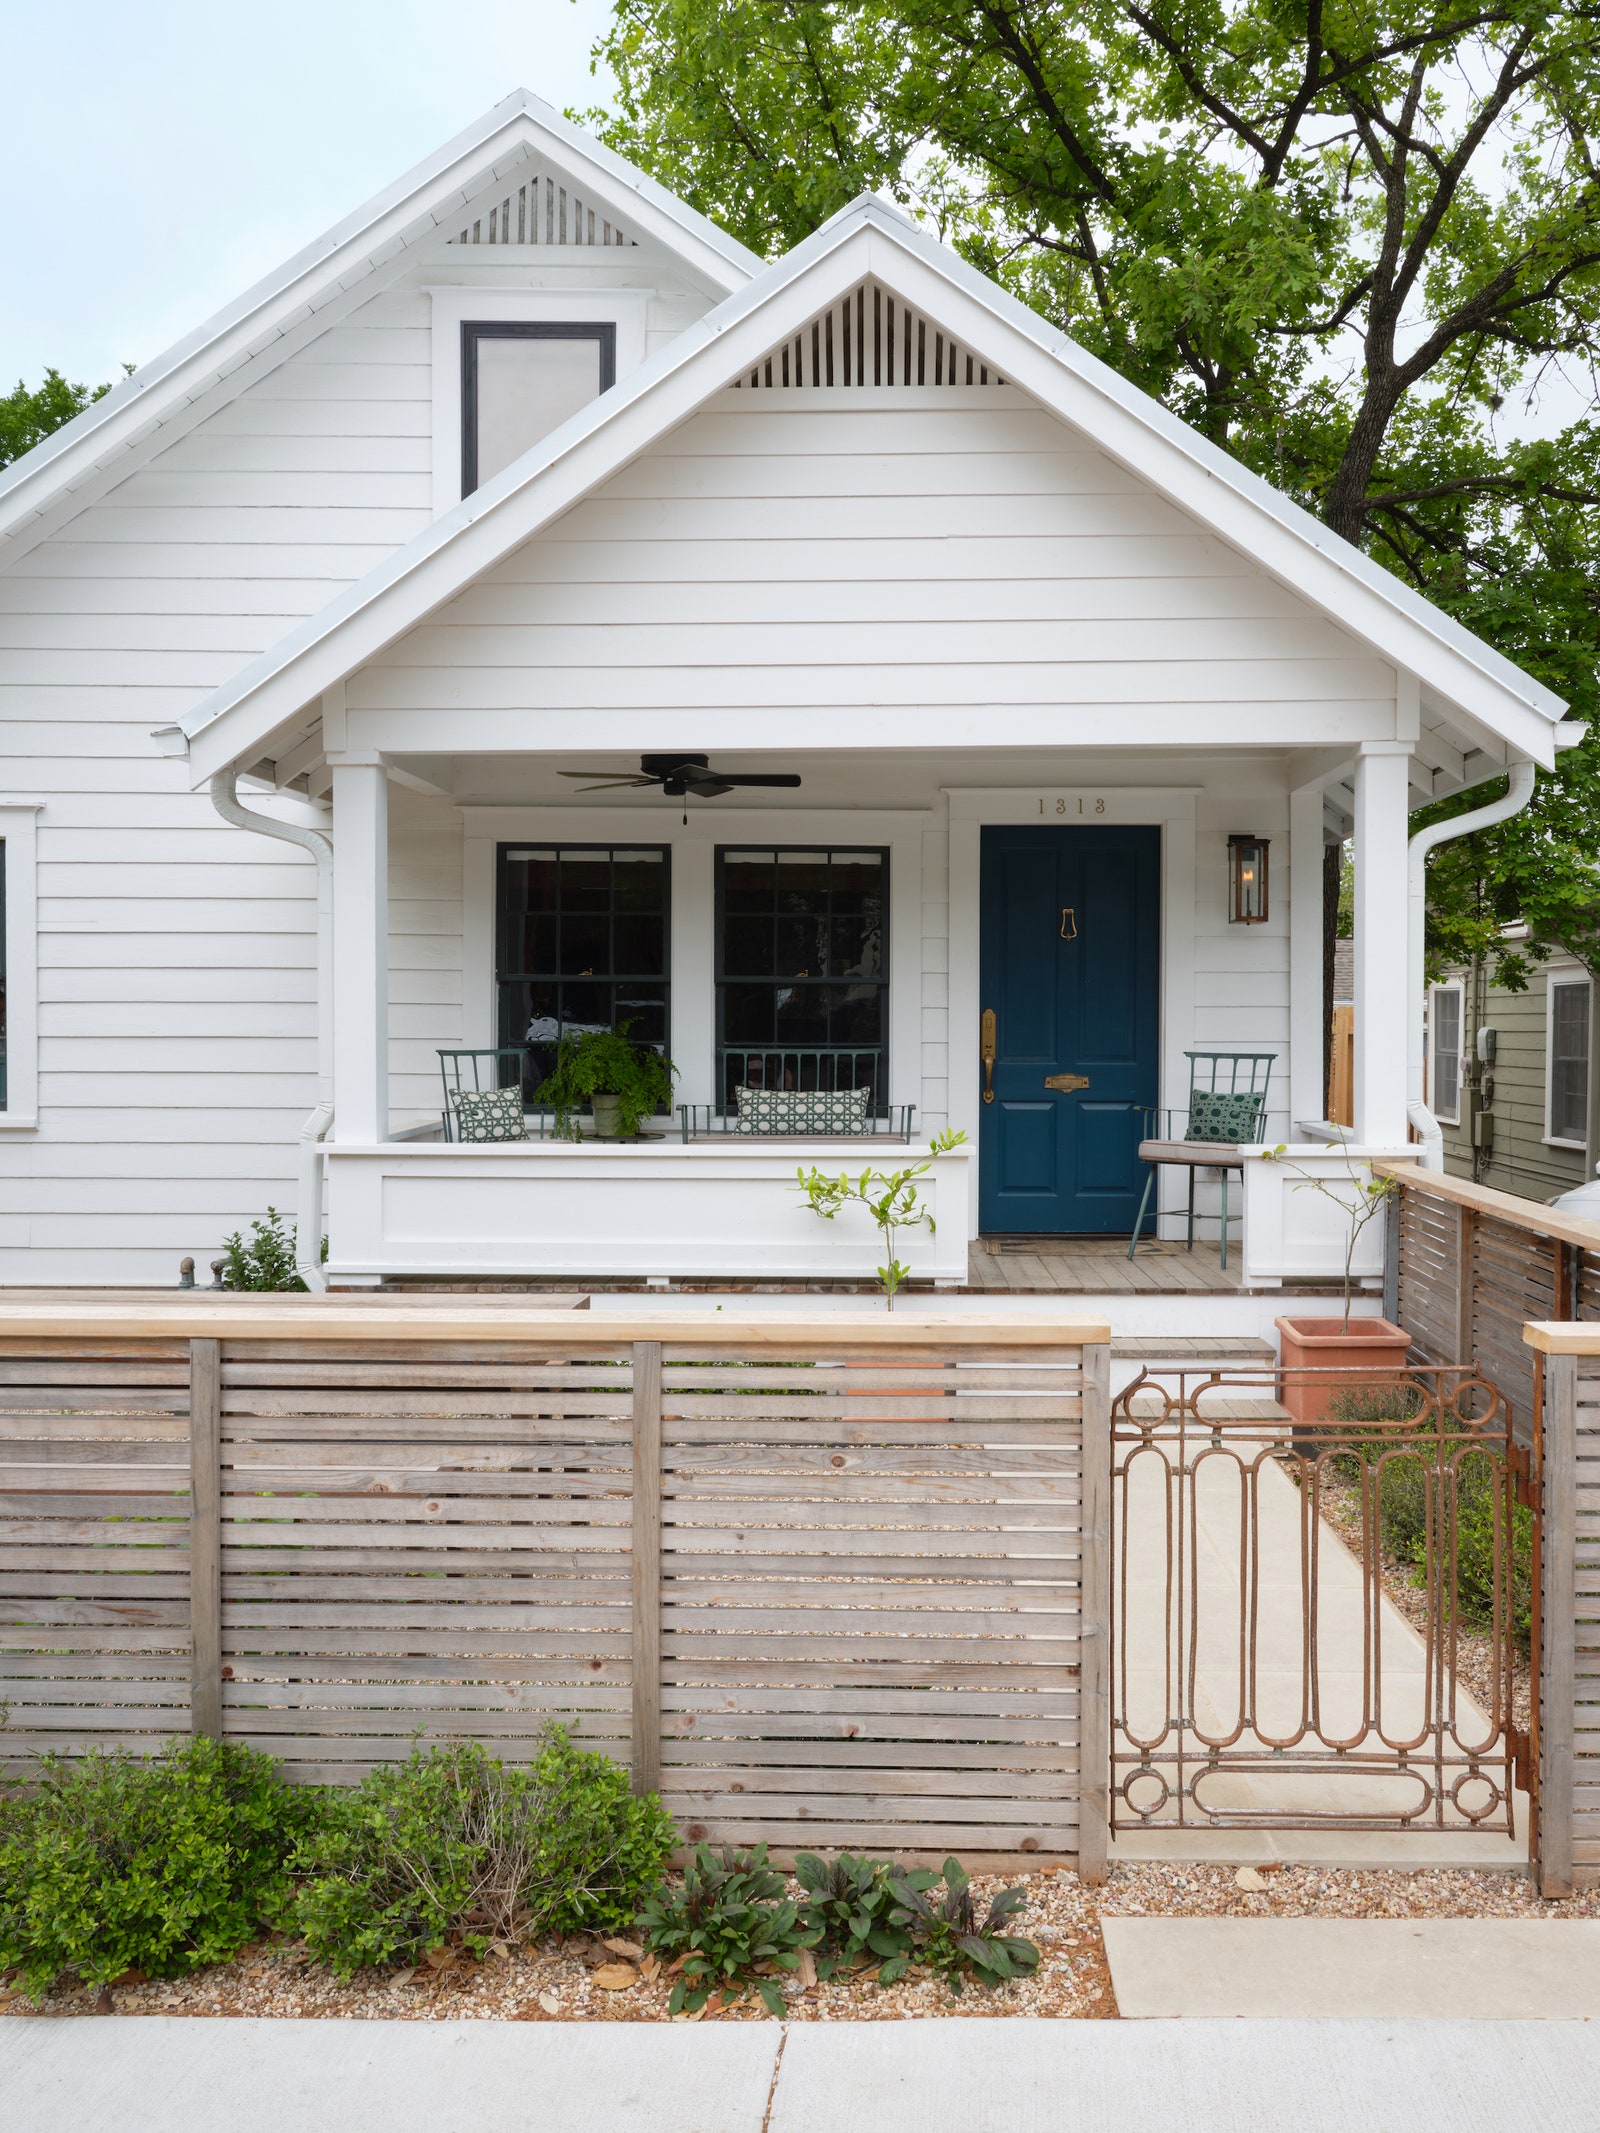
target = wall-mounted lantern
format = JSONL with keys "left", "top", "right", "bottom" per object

{"left": 1228, "top": 834, "right": 1270, "bottom": 924}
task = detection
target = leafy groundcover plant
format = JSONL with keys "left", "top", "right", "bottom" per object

{"left": 288, "top": 1729, "right": 675, "bottom": 1981}
{"left": 636, "top": 1842, "right": 814, "bottom": 2016}
{"left": 637, "top": 1844, "right": 1040, "bottom": 2012}
{"left": 0, "top": 1737, "right": 313, "bottom": 1995}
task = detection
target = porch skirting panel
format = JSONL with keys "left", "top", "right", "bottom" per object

{"left": 324, "top": 1140, "right": 972, "bottom": 1283}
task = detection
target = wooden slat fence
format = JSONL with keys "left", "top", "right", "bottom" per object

{"left": 1527, "top": 1327, "right": 1594, "bottom": 1894}
{"left": 1383, "top": 1164, "right": 1600, "bottom": 1429}
{"left": 0, "top": 1309, "right": 1109, "bottom": 1871}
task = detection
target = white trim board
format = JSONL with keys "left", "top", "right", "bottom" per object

{"left": 460, "top": 804, "right": 927, "bottom": 1116}
{"left": 947, "top": 787, "right": 1198, "bottom": 1242}
{"left": 0, "top": 801, "right": 43, "bottom": 1131}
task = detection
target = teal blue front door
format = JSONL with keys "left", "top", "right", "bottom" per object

{"left": 978, "top": 824, "right": 1160, "bottom": 1234}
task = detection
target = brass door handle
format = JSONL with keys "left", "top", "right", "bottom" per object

{"left": 1045, "top": 1072, "right": 1090, "bottom": 1094}
{"left": 981, "top": 1008, "right": 997, "bottom": 1104}
{"left": 1060, "top": 907, "right": 1077, "bottom": 940}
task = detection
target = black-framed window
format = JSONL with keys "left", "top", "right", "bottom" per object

{"left": 1551, "top": 978, "right": 1591, "bottom": 1145}
{"left": 496, "top": 845, "right": 669, "bottom": 1098}
{"left": 715, "top": 848, "right": 889, "bottom": 1104}
{"left": 461, "top": 321, "right": 616, "bottom": 495}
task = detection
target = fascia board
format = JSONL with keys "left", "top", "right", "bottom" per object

{"left": 185, "top": 222, "right": 883, "bottom": 784}
{"left": 0, "top": 90, "right": 756, "bottom": 554}
{"left": 855, "top": 211, "right": 1564, "bottom": 749}
{"left": 186, "top": 198, "right": 1561, "bottom": 779}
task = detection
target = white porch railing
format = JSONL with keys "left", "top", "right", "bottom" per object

{"left": 324, "top": 1138, "right": 972, "bottom": 1283}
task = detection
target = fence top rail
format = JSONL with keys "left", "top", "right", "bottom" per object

{"left": 1524, "top": 1322, "right": 1600, "bottom": 1355}
{"left": 1372, "top": 1159, "right": 1600, "bottom": 1255}
{"left": 0, "top": 1303, "right": 1111, "bottom": 1348}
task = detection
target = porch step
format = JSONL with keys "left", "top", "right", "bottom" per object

{"left": 1122, "top": 1391, "right": 1291, "bottom": 1422}
{"left": 1111, "top": 1334, "right": 1275, "bottom": 1362}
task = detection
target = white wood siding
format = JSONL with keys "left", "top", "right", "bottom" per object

{"left": 0, "top": 245, "right": 719, "bottom": 1281}
{"left": 353, "top": 392, "right": 1390, "bottom": 738}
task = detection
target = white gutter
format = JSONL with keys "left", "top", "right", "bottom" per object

{"left": 210, "top": 770, "right": 334, "bottom": 1290}
{"left": 1407, "top": 759, "right": 1537, "bottom": 1168}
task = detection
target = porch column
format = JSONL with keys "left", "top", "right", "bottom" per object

{"left": 331, "top": 759, "right": 389, "bottom": 1142}
{"left": 1288, "top": 786, "right": 1327, "bottom": 1132}
{"left": 1352, "top": 742, "right": 1410, "bottom": 1145}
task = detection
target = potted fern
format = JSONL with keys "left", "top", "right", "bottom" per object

{"left": 537, "top": 1021, "right": 676, "bottom": 1139}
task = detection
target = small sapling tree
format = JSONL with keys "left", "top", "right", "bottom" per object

{"left": 794, "top": 1129, "right": 967, "bottom": 1310}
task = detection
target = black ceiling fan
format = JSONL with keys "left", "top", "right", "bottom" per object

{"left": 559, "top": 752, "right": 803, "bottom": 801}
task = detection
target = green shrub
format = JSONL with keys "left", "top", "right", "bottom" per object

{"left": 218, "top": 1206, "right": 305, "bottom": 1291}
{"left": 636, "top": 1841, "right": 815, "bottom": 2016}
{"left": 885, "top": 1856, "right": 1039, "bottom": 1994}
{"left": 1325, "top": 1388, "right": 1534, "bottom": 1645}
{"left": 287, "top": 1730, "right": 675, "bottom": 1980}
{"left": 0, "top": 1737, "right": 311, "bottom": 1995}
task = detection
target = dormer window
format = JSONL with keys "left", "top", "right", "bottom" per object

{"left": 460, "top": 321, "right": 616, "bottom": 495}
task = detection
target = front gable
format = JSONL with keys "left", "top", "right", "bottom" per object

{"left": 173, "top": 212, "right": 1566, "bottom": 793}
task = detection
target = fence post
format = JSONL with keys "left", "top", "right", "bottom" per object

{"left": 631, "top": 1339, "right": 663, "bottom": 1798}
{"left": 1383, "top": 1185, "right": 1401, "bottom": 1329}
{"left": 1541, "top": 1350, "right": 1577, "bottom": 1898}
{"left": 1078, "top": 1337, "right": 1111, "bottom": 1885}
{"left": 188, "top": 1337, "right": 223, "bottom": 1739}
{"left": 1455, "top": 1205, "right": 1475, "bottom": 1363}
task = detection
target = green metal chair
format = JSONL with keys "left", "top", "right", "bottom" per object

{"left": 436, "top": 1048, "right": 574, "bottom": 1142}
{"left": 1126, "top": 1050, "right": 1276, "bottom": 1269}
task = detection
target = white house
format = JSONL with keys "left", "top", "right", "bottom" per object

{"left": 0, "top": 91, "right": 1577, "bottom": 1292}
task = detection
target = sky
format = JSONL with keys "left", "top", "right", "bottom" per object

{"left": 2, "top": 0, "right": 618, "bottom": 388}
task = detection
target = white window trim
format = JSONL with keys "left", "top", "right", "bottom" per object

{"left": 428, "top": 288, "right": 650, "bottom": 516}
{"left": 1428, "top": 980, "right": 1463, "bottom": 1126}
{"left": 1545, "top": 966, "right": 1592, "bottom": 1149}
{"left": 0, "top": 800, "right": 42, "bottom": 1130}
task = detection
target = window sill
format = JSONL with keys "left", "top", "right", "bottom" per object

{"left": 1544, "top": 1136, "right": 1587, "bottom": 1151}
{"left": 0, "top": 1116, "right": 39, "bottom": 1131}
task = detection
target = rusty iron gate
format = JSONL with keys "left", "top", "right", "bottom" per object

{"left": 1108, "top": 1364, "right": 1538, "bottom": 1839}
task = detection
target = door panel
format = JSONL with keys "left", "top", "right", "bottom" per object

{"left": 978, "top": 824, "right": 1160, "bottom": 1234}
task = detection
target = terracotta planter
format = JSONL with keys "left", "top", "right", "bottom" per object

{"left": 1275, "top": 1314, "right": 1412, "bottom": 1428}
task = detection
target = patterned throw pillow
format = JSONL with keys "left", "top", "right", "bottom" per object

{"left": 734, "top": 1086, "right": 872, "bottom": 1135}
{"left": 449, "top": 1086, "right": 529, "bottom": 1142}
{"left": 1185, "top": 1088, "right": 1265, "bottom": 1144}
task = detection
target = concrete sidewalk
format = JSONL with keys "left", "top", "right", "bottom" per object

{"left": 7, "top": 2017, "right": 1600, "bottom": 2133}
{"left": 1102, "top": 1918, "right": 1600, "bottom": 2018}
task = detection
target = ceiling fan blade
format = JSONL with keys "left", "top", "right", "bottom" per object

{"left": 570, "top": 778, "right": 662, "bottom": 793}
{"left": 713, "top": 773, "right": 804, "bottom": 787}
{"left": 559, "top": 770, "right": 658, "bottom": 784}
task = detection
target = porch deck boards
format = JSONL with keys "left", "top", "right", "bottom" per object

{"left": 967, "top": 1236, "right": 1243, "bottom": 1295}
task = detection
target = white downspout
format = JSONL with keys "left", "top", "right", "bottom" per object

{"left": 210, "top": 767, "right": 334, "bottom": 1291}
{"left": 1407, "top": 758, "right": 1536, "bottom": 1169}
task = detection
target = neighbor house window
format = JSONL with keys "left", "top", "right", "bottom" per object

{"left": 1429, "top": 984, "right": 1462, "bottom": 1125}
{"left": 496, "top": 845, "right": 669, "bottom": 1099}
{"left": 461, "top": 322, "right": 615, "bottom": 494}
{"left": 1549, "top": 976, "right": 1591, "bottom": 1146}
{"left": 715, "top": 848, "right": 888, "bottom": 1110}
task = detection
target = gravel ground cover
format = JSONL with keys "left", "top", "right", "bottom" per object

{"left": 7, "top": 1861, "right": 1594, "bottom": 2025}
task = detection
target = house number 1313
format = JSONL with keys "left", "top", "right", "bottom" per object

{"left": 1040, "top": 797, "right": 1106, "bottom": 814}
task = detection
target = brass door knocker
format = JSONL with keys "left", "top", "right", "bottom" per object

{"left": 1060, "top": 907, "right": 1078, "bottom": 940}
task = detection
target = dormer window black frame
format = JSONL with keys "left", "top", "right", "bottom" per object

{"left": 460, "top": 321, "right": 616, "bottom": 497}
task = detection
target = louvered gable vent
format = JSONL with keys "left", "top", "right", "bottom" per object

{"left": 450, "top": 171, "right": 636, "bottom": 246}
{"left": 733, "top": 279, "right": 1005, "bottom": 388}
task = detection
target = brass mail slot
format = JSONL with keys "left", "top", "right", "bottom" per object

{"left": 1044, "top": 1072, "right": 1090, "bottom": 1094}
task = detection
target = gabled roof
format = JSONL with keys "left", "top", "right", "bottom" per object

{"left": 0, "top": 89, "right": 761, "bottom": 560}
{"left": 173, "top": 189, "right": 1568, "bottom": 784}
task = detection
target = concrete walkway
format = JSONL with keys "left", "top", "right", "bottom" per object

{"left": 1103, "top": 1918, "right": 1600, "bottom": 2018}
{"left": 7, "top": 2016, "right": 1600, "bottom": 2133}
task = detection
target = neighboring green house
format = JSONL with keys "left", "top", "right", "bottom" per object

{"left": 1428, "top": 936, "right": 1595, "bottom": 1204}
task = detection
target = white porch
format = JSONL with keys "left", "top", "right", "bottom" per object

{"left": 307, "top": 744, "right": 1417, "bottom": 1292}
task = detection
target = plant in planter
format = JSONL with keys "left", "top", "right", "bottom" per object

{"left": 794, "top": 1128, "right": 967, "bottom": 1310}
{"left": 535, "top": 1022, "right": 676, "bottom": 1140}
{"left": 1262, "top": 1140, "right": 1410, "bottom": 1424}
